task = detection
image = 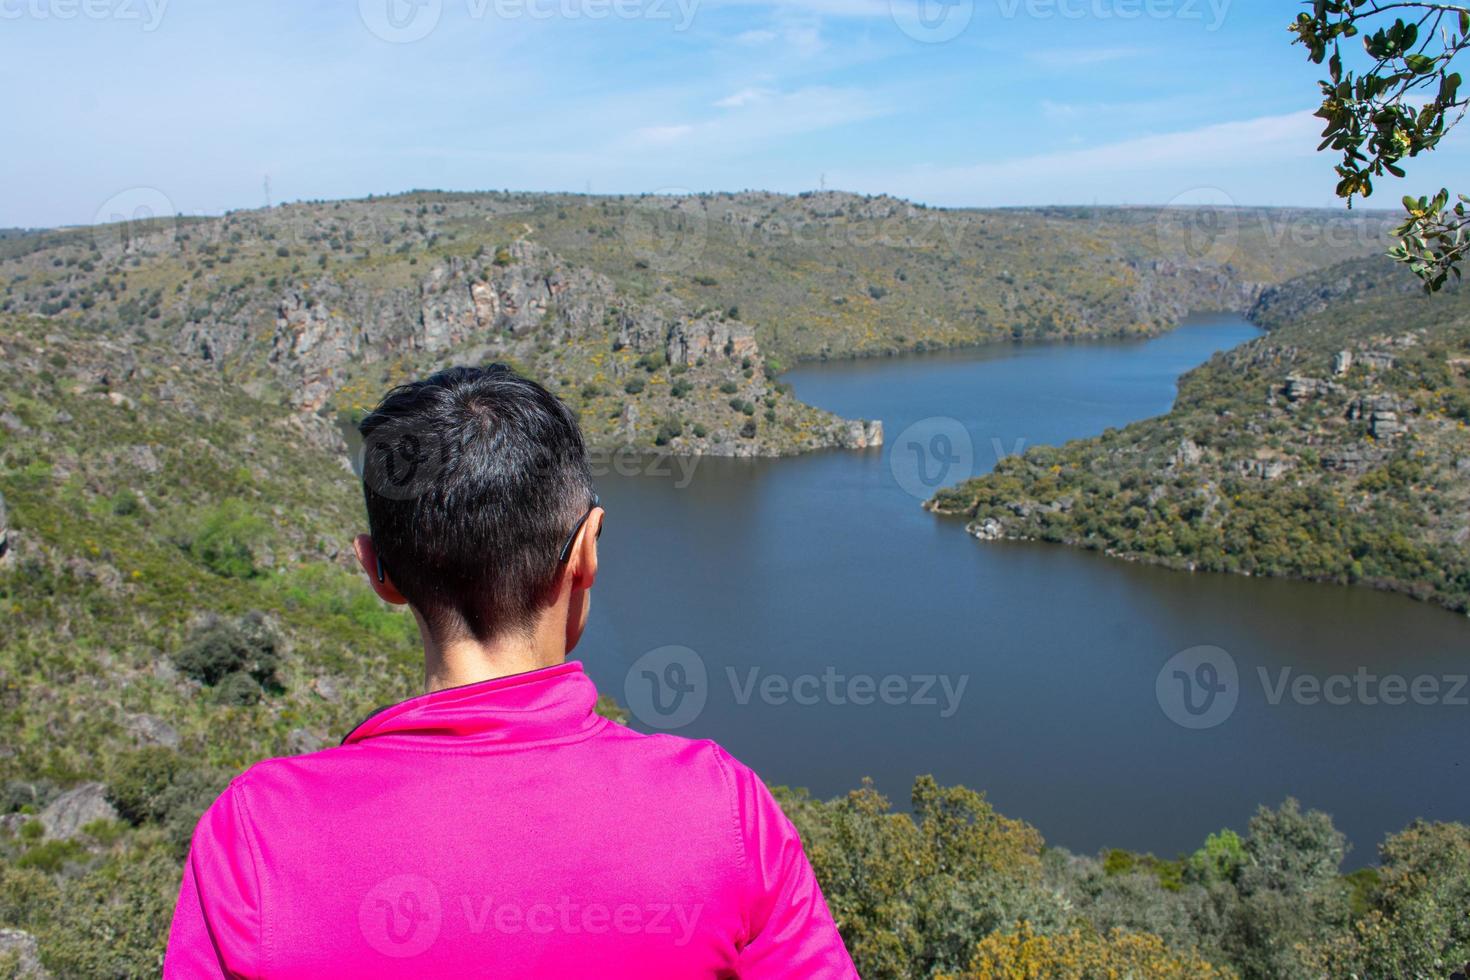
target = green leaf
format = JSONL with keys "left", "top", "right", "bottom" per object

{"left": 1441, "top": 72, "right": 1462, "bottom": 103}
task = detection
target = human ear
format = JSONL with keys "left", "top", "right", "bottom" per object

{"left": 568, "top": 508, "right": 602, "bottom": 590}
{"left": 353, "top": 533, "right": 409, "bottom": 605}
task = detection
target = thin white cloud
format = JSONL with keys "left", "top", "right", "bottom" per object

{"left": 619, "top": 86, "right": 890, "bottom": 156}
{"left": 771, "top": 20, "right": 827, "bottom": 58}
{"left": 716, "top": 87, "right": 777, "bottom": 108}
{"left": 1036, "top": 93, "right": 1216, "bottom": 126}
{"left": 726, "top": 15, "right": 826, "bottom": 57}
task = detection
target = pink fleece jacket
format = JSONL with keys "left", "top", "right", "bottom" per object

{"left": 164, "top": 661, "right": 856, "bottom": 977}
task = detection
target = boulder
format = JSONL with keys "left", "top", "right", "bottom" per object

{"left": 1169, "top": 438, "right": 1204, "bottom": 467}
{"left": 1283, "top": 375, "right": 1340, "bottom": 402}
{"left": 970, "top": 518, "right": 1007, "bottom": 541}
{"left": 833, "top": 419, "right": 883, "bottom": 450}
{"left": 0, "top": 929, "right": 48, "bottom": 978}
{"left": 1321, "top": 448, "right": 1371, "bottom": 474}
{"left": 287, "top": 728, "right": 326, "bottom": 755}
{"left": 1237, "top": 458, "right": 1294, "bottom": 480}
{"left": 125, "top": 713, "right": 180, "bottom": 749}
{"left": 664, "top": 317, "right": 757, "bottom": 367}
{"left": 1370, "top": 412, "right": 1404, "bottom": 439}
{"left": 39, "top": 783, "right": 117, "bottom": 840}
{"left": 1347, "top": 392, "right": 1407, "bottom": 420}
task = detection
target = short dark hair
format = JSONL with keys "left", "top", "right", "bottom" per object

{"left": 358, "top": 364, "right": 594, "bottom": 643}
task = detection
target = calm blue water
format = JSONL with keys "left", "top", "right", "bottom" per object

{"left": 579, "top": 315, "right": 1470, "bottom": 862}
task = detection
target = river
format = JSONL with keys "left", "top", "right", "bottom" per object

{"left": 578, "top": 314, "right": 1470, "bottom": 863}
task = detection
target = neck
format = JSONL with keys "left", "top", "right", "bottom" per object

{"left": 418, "top": 619, "right": 567, "bottom": 693}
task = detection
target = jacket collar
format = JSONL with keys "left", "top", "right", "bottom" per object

{"left": 342, "top": 661, "right": 605, "bottom": 748}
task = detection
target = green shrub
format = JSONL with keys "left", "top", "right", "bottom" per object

{"left": 108, "top": 747, "right": 183, "bottom": 825}
{"left": 272, "top": 563, "right": 415, "bottom": 646}
{"left": 623, "top": 377, "right": 645, "bottom": 395}
{"left": 214, "top": 671, "right": 262, "bottom": 706}
{"left": 2, "top": 780, "right": 57, "bottom": 814}
{"left": 108, "top": 747, "right": 229, "bottom": 850}
{"left": 187, "top": 499, "right": 267, "bottom": 578}
{"left": 171, "top": 613, "right": 281, "bottom": 690}
{"left": 16, "top": 839, "right": 83, "bottom": 873}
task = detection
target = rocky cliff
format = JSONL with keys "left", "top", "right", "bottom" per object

{"left": 2, "top": 192, "right": 1393, "bottom": 459}
{"left": 2, "top": 210, "right": 880, "bottom": 457}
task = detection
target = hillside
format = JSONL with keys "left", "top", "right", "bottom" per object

{"left": 931, "top": 256, "right": 1470, "bottom": 613}
{"left": 0, "top": 192, "right": 1392, "bottom": 461}
{"left": 0, "top": 310, "right": 432, "bottom": 972}
{"left": 1, "top": 314, "right": 1466, "bottom": 979}
{"left": 3, "top": 195, "right": 1462, "bottom": 977}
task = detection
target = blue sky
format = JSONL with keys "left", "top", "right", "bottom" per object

{"left": 4, "top": 0, "right": 1468, "bottom": 227}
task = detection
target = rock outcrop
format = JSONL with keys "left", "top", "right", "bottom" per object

{"left": 0, "top": 930, "right": 49, "bottom": 979}
{"left": 39, "top": 783, "right": 117, "bottom": 840}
